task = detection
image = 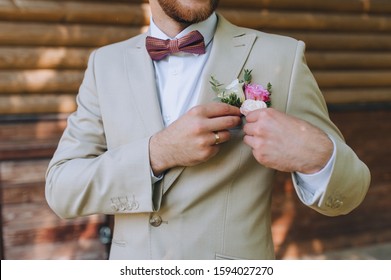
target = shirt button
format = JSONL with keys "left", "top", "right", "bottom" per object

{"left": 149, "top": 215, "right": 163, "bottom": 227}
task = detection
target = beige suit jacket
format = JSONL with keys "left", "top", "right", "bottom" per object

{"left": 45, "top": 15, "right": 370, "bottom": 259}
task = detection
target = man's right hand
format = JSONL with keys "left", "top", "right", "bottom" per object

{"left": 149, "top": 102, "right": 242, "bottom": 175}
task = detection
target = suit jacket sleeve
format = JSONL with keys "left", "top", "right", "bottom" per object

{"left": 287, "top": 41, "right": 371, "bottom": 216}
{"left": 45, "top": 50, "right": 163, "bottom": 218}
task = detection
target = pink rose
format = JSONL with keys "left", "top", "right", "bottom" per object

{"left": 245, "top": 83, "right": 271, "bottom": 102}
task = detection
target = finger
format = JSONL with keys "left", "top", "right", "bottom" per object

{"left": 211, "top": 130, "right": 231, "bottom": 145}
{"left": 243, "top": 134, "right": 258, "bottom": 149}
{"left": 243, "top": 121, "right": 265, "bottom": 137}
{"left": 213, "top": 131, "right": 221, "bottom": 145}
{"left": 192, "top": 102, "right": 241, "bottom": 118}
{"left": 245, "top": 108, "right": 271, "bottom": 123}
{"left": 242, "top": 122, "right": 252, "bottom": 136}
{"left": 206, "top": 115, "right": 242, "bottom": 132}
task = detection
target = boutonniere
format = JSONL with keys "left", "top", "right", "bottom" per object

{"left": 210, "top": 69, "right": 272, "bottom": 115}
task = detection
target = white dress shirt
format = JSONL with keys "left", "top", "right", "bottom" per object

{"left": 149, "top": 13, "right": 336, "bottom": 205}
{"left": 150, "top": 14, "right": 217, "bottom": 126}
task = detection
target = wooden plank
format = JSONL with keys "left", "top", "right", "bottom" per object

{"left": 2, "top": 203, "right": 104, "bottom": 234}
{"left": 0, "top": 93, "right": 76, "bottom": 115}
{"left": 313, "top": 70, "right": 391, "bottom": 88}
{"left": 220, "top": 9, "right": 391, "bottom": 33}
{"left": 0, "top": 22, "right": 143, "bottom": 47}
{"left": 0, "top": 47, "right": 92, "bottom": 70}
{"left": 0, "top": 70, "right": 83, "bottom": 94}
{"left": 3, "top": 221, "right": 104, "bottom": 247}
{"left": 220, "top": 0, "right": 391, "bottom": 14}
{"left": 0, "top": 117, "right": 66, "bottom": 160}
{"left": 0, "top": 159, "right": 48, "bottom": 186}
{"left": 0, "top": 0, "right": 150, "bottom": 26}
{"left": 0, "top": 159, "right": 48, "bottom": 204}
{"left": 2, "top": 182, "right": 45, "bottom": 204}
{"left": 0, "top": 117, "right": 66, "bottom": 142}
{"left": 3, "top": 204, "right": 106, "bottom": 247}
{"left": 3, "top": 202, "right": 104, "bottom": 230}
{"left": 3, "top": 239, "right": 107, "bottom": 260}
{"left": 0, "top": 140, "right": 58, "bottom": 160}
{"left": 323, "top": 88, "right": 391, "bottom": 104}
{"left": 306, "top": 52, "right": 391, "bottom": 70}
{"left": 282, "top": 32, "right": 391, "bottom": 51}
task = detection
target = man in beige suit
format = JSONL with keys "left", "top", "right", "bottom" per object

{"left": 45, "top": 0, "right": 370, "bottom": 259}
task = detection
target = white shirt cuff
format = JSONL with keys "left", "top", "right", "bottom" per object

{"left": 151, "top": 169, "right": 164, "bottom": 184}
{"left": 294, "top": 136, "right": 336, "bottom": 205}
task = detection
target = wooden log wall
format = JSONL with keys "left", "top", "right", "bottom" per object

{"left": 0, "top": 0, "right": 390, "bottom": 259}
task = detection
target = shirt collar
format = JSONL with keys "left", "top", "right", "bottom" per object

{"left": 150, "top": 12, "right": 217, "bottom": 47}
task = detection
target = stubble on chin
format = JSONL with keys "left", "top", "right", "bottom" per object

{"left": 157, "top": 0, "right": 219, "bottom": 25}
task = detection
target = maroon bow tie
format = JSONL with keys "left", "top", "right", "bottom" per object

{"left": 146, "top": 30, "right": 206, "bottom": 61}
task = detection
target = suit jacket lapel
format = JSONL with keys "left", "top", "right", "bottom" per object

{"left": 162, "top": 15, "right": 258, "bottom": 195}
{"left": 198, "top": 14, "right": 257, "bottom": 105}
{"left": 123, "top": 33, "right": 186, "bottom": 195}
{"left": 125, "top": 34, "right": 164, "bottom": 136}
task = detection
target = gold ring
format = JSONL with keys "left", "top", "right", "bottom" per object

{"left": 214, "top": 131, "right": 220, "bottom": 145}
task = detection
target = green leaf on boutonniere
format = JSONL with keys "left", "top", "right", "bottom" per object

{"left": 220, "top": 93, "right": 242, "bottom": 108}
{"left": 209, "top": 76, "right": 223, "bottom": 94}
{"left": 243, "top": 69, "right": 252, "bottom": 85}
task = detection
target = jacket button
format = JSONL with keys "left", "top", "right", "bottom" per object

{"left": 334, "top": 199, "right": 343, "bottom": 209}
{"left": 129, "top": 201, "right": 139, "bottom": 210}
{"left": 326, "top": 196, "right": 344, "bottom": 209}
{"left": 149, "top": 215, "right": 163, "bottom": 227}
{"left": 120, "top": 203, "right": 127, "bottom": 211}
{"left": 111, "top": 204, "right": 119, "bottom": 212}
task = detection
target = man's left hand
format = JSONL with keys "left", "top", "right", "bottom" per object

{"left": 243, "top": 108, "right": 333, "bottom": 174}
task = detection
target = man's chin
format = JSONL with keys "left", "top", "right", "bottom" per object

{"left": 158, "top": 0, "right": 219, "bottom": 25}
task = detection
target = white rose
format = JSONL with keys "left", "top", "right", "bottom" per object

{"left": 240, "top": 99, "right": 267, "bottom": 116}
{"left": 224, "top": 79, "right": 246, "bottom": 102}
